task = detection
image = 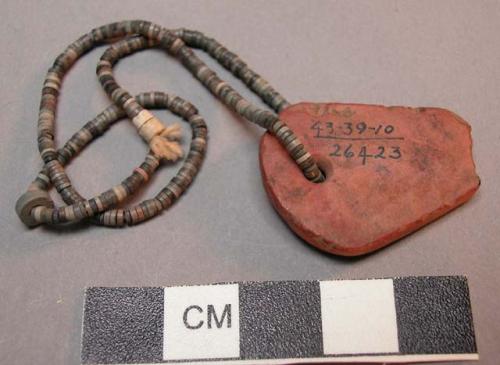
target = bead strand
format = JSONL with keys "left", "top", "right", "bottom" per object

{"left": 16, "top": 20, "right": 324, "bottom": 228}
{"left": 20, "top": 92, "right": 206, "bottom": 226}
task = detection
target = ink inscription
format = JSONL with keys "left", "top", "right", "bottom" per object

{"left": 310, "top": 120, "right": 404, "bottom": 165}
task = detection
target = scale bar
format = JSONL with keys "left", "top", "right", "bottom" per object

{"left": 81, "top": 276, "right": 477, "bottom": 364}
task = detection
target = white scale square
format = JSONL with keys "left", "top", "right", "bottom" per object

{"left": 163, "top": 284, "right": 240, "bottom": 361}
{"left": 320, "top": 278, "right": 399, "bottom": 355}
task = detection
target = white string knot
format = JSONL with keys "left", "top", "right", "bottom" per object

{"left": 132, "top": 110, "right": 183, "bottom": 162}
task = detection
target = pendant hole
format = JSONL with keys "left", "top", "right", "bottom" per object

{"left": 311, "top": 154, "right": 332, "bottom": 183}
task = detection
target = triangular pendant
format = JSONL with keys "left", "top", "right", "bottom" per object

{"left": 260, "top": 103, "right": 479, "bottom": 256}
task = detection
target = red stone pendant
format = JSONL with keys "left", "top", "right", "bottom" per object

{"left": 259, "top": 103, "right": 480, "bottom": 256}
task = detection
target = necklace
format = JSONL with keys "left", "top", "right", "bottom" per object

{"left": 15, "top": 20, "right": 479, "bottom": 256}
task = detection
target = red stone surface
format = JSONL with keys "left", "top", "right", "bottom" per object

{"left": 259, "top": 103, "right": 480, "bottom": 256}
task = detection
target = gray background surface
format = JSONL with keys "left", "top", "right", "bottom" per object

{"left": 0, "top": 1, "right": 498, "bottom": 364}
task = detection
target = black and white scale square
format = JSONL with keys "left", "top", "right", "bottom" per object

{"left": 81, "top": 276, "right": 477, "bottom": 364}
{"left": 238, "top": 281, "right": 323, "bottom": 359}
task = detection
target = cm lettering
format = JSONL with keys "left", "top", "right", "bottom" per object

{"left": 183, "top": 304, "right": 232, "bottom": 330}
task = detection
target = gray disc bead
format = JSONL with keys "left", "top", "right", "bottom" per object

{"left": 15, "top": 190, "right": 54, "bottom": 227}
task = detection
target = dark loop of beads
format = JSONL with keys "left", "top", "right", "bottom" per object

{"left": 19, "top": 92, "right": 207, "bottom": 227}
{"left": 16, "top": 20, "right": 324, "bottom": 227}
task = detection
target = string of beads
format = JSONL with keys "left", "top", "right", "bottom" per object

{"left": 16, "top": 20, "right": 324, "bottom": 227}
